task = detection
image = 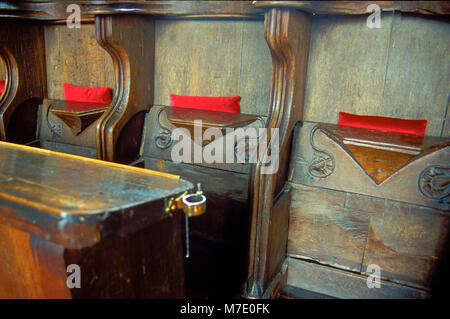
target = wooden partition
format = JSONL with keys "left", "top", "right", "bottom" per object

{"left": 0, "top": 20, "right": 47, "bottom": 143}
{"left": 154, "top": 18, "right": 272, "bottom": 116}
{"left": 0, "top": 14, "right": 153, "bottom": 163}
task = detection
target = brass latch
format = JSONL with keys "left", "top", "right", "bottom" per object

{"left": 166, "top": 183, "right": 206, "bottom": 217}
{"left": 166, "top": 183, "right": 206, "bottom": 258}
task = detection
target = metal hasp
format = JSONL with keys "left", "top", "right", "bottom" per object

{"left": 166, "top": 183, "right": 206, "bottom": 258}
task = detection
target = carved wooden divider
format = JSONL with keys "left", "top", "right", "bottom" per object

{"left": 95, "top": 14, "right": 154, "bottom": 161}
{"left": 0, "top": 21, "right": 46, "bottom": 142}
{"left": 244, "top": 8, "right": 311, "bottom": 298}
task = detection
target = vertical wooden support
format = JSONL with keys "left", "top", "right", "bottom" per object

{"left": 244, "top": 8, "right": 311, "bottom": 299}
{"left": 0, "top": 22, "right": 47, "bottom": 141}
{"left": 95, "top": 14, "right": 155, "bottom": 161}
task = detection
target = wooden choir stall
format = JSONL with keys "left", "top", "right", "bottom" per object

{"left": 0, "top": 1, "right": 449, "bottom": 299}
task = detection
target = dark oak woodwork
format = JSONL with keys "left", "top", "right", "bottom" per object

{"left": 244, "top": 8, "right": 311, "bottom": 299}
{"left": 137, "top": 106, "right": 263, "bottom": 298}
{"left": 141, "top": 157, "right": 251, "bottom": 298}
{"left": 1, "top": 1, "right": 448, "bottom": 21}
{"left": 0, "top": 20, "right": 46, "bottom": 142}
{"left": 293, "top": 122, "right": 450, "bottom": 209}
{"left": 0, "top": 141, "right": 191, "bottom": 298}
{"left": 1, "top": 15, "right": 153, "bottom": 163}
{"left": 95, "top": 14, "right": 154, "bottom": 162}
{"left": 254, "top": 1, "right": 450, "bottom": 15}
{"left": 1, "top": 0, "right": 449, "bottom": 300}
{"left": 287, "top": 122, "right": 449, "bottom": 298}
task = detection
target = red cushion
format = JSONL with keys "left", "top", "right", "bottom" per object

{"left": 170, "top": 94, "right": 240, "bottom": 113}
{"left": 0, "top": 80, "right": 5, "bottom": 95}
{"left": 338, "top": 112, "right": 427, "bottom": 136}
{"left": 63, "top": 83, "right": 112, "bottom": 105}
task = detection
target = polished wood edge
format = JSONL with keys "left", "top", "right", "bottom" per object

{"left": 0, "top": 1, "right": 265, "bottom": 21}
{"left": 49, "top": 105, "right": 109, "bottom": 117}
{"left": 164, "top": 106, "right": 263, "bottom": 129}
{"left": 0, "top": 141, "right": 180, "bottom": 180}
{"left": 315, "top": 123, "right": 450, "bottom": 155}
{"left": 254, "top": 1, "right": 450, "bottom": 16}
{"left": 2, "top": 1, "right": 448, "bottom": 20}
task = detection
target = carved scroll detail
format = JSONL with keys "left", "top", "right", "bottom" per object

{"left": 155, "top": 108, "right": 172, "bottom": 149}
{"left": 308, "top": 125, "right": 335, "bottom": 178}
{"left": 419, "top": 165, "right": 450, "bottom": 200}
{"left": 46, "top": 105, "right": 63, "bottom": 138}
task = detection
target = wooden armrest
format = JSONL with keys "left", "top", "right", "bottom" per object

{"left": 318, "top": 123, "right": 449, "bottom": 154}
{"left": 46, "top": 99, "right": 109, "bottom": 135}
{"left": 315, "top": 123, "right": 450, "bottom": 184}
{"left": 165, "top": 106, "right": 262, "bottom": 129}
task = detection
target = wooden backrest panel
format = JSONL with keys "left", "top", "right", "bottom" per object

{"left": 154, "top": 18, "right": 272, "bottom": 116}
{"left": 44, "top": 23, "right": 115, "bottom": 100}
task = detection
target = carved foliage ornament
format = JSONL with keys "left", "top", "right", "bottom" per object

{"left": 419, "top": 165, "right": 450, "bottom": 200}
{"left": 155, "top": 108, "right": 173, "bottom": 149}
{"left": 308, "top": 125, "right": 335, "bottom": 178}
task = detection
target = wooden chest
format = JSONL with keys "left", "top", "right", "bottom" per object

{"left": 0, "top": 141, "right": 193, "bottom": 298}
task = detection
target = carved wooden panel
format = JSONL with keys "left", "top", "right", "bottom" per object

{"left": 288, "top": 121, "right": 449, "bottom": 297}
{"left": 292, "top": 122, "right": 450, "bottom": 210}
{"left": 141, "top": 105, "right": 265, "bottom": 174}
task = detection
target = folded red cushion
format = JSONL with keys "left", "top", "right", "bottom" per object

{"left": 63, "top": 83, "right": 112, "bottom": 106}
{"left": 0, "top": 80, "right": 5, "bottom": 95}
{"left": 338, "top": 112, "right": 427, "bottom": 136}
{"left": 170, "top": 94, "right": 240, "bottom": 113}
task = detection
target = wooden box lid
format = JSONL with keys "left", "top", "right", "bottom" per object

{"left": 0, "top": 141, "right": 193, "bottom": 248}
